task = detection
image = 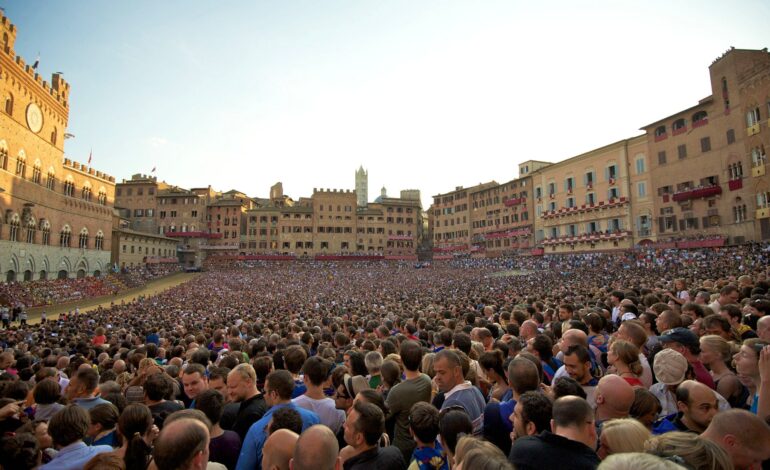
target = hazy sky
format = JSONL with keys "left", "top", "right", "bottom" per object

{"left": 7, "top": 1, "right": 770, "bottom": 208}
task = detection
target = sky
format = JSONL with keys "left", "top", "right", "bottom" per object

{"left": 6, "top": 0, "right": 770, "bottom": 209}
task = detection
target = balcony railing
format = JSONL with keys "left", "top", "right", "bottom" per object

{"left": 165, "top": 231, "right": 223, "bottom": 239}
{"left": 747, "top": 123, "right": 761, "bottom": 136}
{"left": 692, "top": 118, "right": 708, "bottom": 129}
{"left": 199, "top": 244, "right": 239, "bottom": 250}
{"left": 654, "top": 133, "right": 668, "bottom": 142}
{"left": 541, "top": 230, "right": 630, "bottom": 246}
{"left": 503, "top": 197, "right": 525, "bottom": 207}
{"left": 541, "top": 197, "right": 629, "bottom": 219}
{"left": 753, "top": 164, "right": 766, "bottom": 177}
{"left": 728, "top": 179, "right": 743, "bottom": 191}
{"left": 671, "top": 185, "right": 722, "bottom": 202}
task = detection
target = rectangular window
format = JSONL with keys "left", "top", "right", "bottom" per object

{"left": 636, "top": 158, "right": 646, "bottom": 174}
{"left": 726, "top": 129, "right": 735, "bottom": 145}
{"left": 658, "top": 151, "right": 667, "bottom": 165}
{"left": 637, "top": 181, "right": 647, "bottom": 198}
{"left": 678, "top": 144, "right": 687, "bottom": 160}
{"left": 701, "top": 137, "right": 711, "bottom": 153}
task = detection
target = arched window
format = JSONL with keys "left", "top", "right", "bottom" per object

{"left": 15, "top": 151, "right": 26, "bottom": 177}
{"left": 2, "top": 32, "right": 8, "bottom": 53}
{"left": 40, "top": 220, "right": 50, "bottom": 245}
{"left": 78, "top": 228, "right": 89, "bottom": 249}
{"left": 81, "top": 183, "right": 92, "bottom": 201}
{"left": 46, "top": 169, "right": 55, "bottom": 190}
{"left": 50, "top": 127, "right": 57, "bottom": 146}
{"left": 63, "top": 177, "right": 75, "bottom": 197}
{"left": 31, "top": 161, "right": 41, "bottom": 184}
{"left": 654, "top": 125, "right": 666, "bottom": 137}
{"left": 59, "top": 225, "right": 71, "bottom": 247}
{"left": 4, "top": 93, "right": 13, "bottom": 115}
{"left": 25, "top": 217, "right": 36, "bottom": 244}
{"left": 97, "top": 188, "right": 107, "bottom": 205}
{"left": 692, "top": 111, "right": 708, "bottom": 127}
{"left": 94, "top": 231, "right": 104, "bottom": 250}
{"left": 0, "top": 140, "right": 7, "bottom": 170}
{"left": 672, "top": 118, "right": 686, "bottom": 133}
{"left": 8, "top": 214, "right": 19, "bottom": 242}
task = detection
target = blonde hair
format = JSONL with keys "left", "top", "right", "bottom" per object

{"left": 610, "top": 340, "right": 643, "bottom": 376}
{"left": 645, "top": 432, "right": 734, "bottom": 470}
{"left": 454, "top": 436, "right": 505, "bottom": 467}
{"left": 598, "top": 452, "right": 681, "bottom": 470}
{"left": 601, "top": 418, "right": 650, "bottom": 455}
{"left": 421, "top": 352, "right": 435, "bottom": 378}
{"left": 699, "top": 335, "right": 737, "bottom": 365}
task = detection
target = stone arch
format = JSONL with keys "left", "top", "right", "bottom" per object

{"left": 74, "top": 257, "right": 89, "bottom": 277}
{"left": 56, "top": 256, "right": 72, "bottom": 278}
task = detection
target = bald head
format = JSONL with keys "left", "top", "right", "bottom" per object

{"left": 758, "top": 316, "right": 770, "bottom": 342}
{"left": 562, "top": 329, "right": 588, "bottom": 348}
{"left": 291, "top": 425, "right": 339, "bottom": 470}
{"left": 702, "top": 409, "right": 770, "bottom": 470}
{"left": 263, "top": 429, "right": 298, "bottom": 470}
{"left": 520, "top": 320, "right": 539, "bottom": 340}
{"left": 595, "top": 375, "right": 635, "bottom": 420}
{"left": 153, "top": 418, "right": 210, "bottom": 470}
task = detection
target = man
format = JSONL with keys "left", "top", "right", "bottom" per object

{"left": 385, "top": 340, "right": 432, "bottom": 461}
{"left": 670, "top": 380, "right": 719, "bottom": 433}
{"left": 553, "top": 329, "right": 602, "bottom": 381}
{"left": 701, "top": 314, "right": 735, "bottom": 341}
{"left": 290, "top": 425, "right": 340, "bottom": 470}
{"left": 609, "top": 291, "right": 624, "bottom": 325}
{"left": 757, "top": 315, "right": 770, "bottom": 342}
{"left": 226, "top": 363, "right": 267, "bottom": 441}
{"left": 262, "top": 428, "right": 298, "bottom": 470}
{"left": 153, "top": 417, "right": 211, "bottom": 470}
{"left": 509, "top": 396, "right": 599, "bottom": 470}
{"left": 483, "top": 356, "right": 539, "bottom": 455}
{"left": 470, "top": 327, "right": 493, "bottom": 351}
{"left": 709, "top": 285, "right": 740, "bottom": 313}
{"left": 195, "top": 389, "right": 242, "bottom": 470}
{"left": 292, "top": 356, "right": 345, "bottom": 434}
{"left": 655, "top": 310, "right": 682, "bottom": 337}
{"left": 527, "top": 334, "right": 562, "bottom": 385}
{"left": 66, "top": 367, "right": 111, "bottom": 410}
{"left": 342, "top": 401, "right": 405, "bottom": 470}
{"left": 558, "top": 303, "right": 575, "bottom": 322}
{"left": 659, "top": 327, "right": 715, "bottom": 389}
{"left": 40, "top": 405, "right": 113, "bottom": 469}
{"left": 145, "top": 372, "right": 184, "bottom": 429}
{"left": 519, "top": 320, "right": 539, "bottom": 342}
{"left": 719, "top": 305, "right": 757, "bottom": 340}
{"left": 183, "top": 363, "right": 210, "bottom": 408}
{"left": 694, "top": 291, "right": 712, "bottom": 306}
{"left": 236, "top": 370, "right": 320, "bottom": 470}
{"left": 509, "top": 391, "right": 553, "bottom": 443}
{"left": 594, "top": 375, "right": 634, "bottom": 430}
{"left": 209, "top": 367, "right": 231, "bottom": 400}
{"left": 562, "top": 345, "right": 599, "bottom": 406}
{"left": 433, "top": 349, "right": 485, "bottom": 434}
{"left": 702, "top": 409, "right": 770, "bottom": 470}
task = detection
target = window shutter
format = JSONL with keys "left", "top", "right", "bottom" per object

{"left": 702, "top": 217, "right": 709, "bottom": 228}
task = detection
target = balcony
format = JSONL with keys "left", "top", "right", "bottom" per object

{"left": 747, "top": 123, "right": 761, "bottom": 136}
{"left": 757, "top": 208, "right": 770, "bottom": 219}
{"left": 478, "top": 228, "right": 531, "bottom": 240}
{"left": 654, "top": 133, "right": 668, "bottom": 143}
{"left": 753, "top": 164, "right": 766, "bottom": 177}
{"left": 728, "top": 179, "right": 743, "bottom": 191}
{"left": 671, "top": 185, "right": 722, "bottom": 202}
{"left": 541, "top": 230, "right": 630, "bottom": 246}
{"left": 165, "top": 231, "right": 223, "bottom": 239}
{"left": 672, "top": 126, "right": 687, "bottom": 136}
{"left": 692, "top": 118, "right": 708, "bottom": 129}
{"left": 541, "top": 197, "right": 629, "bottom": 219}
{"left": 388, "top": 235, "right": 412, "bottom": 241}
{"left": 200, "top": 244, "right": 239, "bottom": 250}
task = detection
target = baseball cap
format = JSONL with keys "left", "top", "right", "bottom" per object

{"left": 653, "top": 348, "right": 688, "bottom": 386}
{"left": 658, "top": 327, "right": 699, "bottom": 349}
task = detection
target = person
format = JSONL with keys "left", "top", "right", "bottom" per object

{"left": 596, "top": 418, "right": 650, "bottom": 460}
{"left": 606, "top": 340, "right": 643, "bottom": 387}
{"left": 385, "top": 340, "right": 432, "bottom": 461}
{"left": 86, "top": 403, "right": 120, "bottom": 447}
{"left": 261, "top": 428, "right": 297, "bottom": 470}
{"left": 701, "top": 408, "right": 770, "bottom": 470}
{"left": 290, "top": 424, "right": 340, "bottom": 470}
{"left": 454, "top": 436, "right": 509, "bottom": 470}
{"left": 658, "top": 327, "right": 715, "bottom": 389}
{"left": 0, "top": 432, "right": 41, "bottom": 470}
{"left": 698, "top": 335, "right": 747, "bottom": 409}
{"left": 629, "top": 388, "right": 662, "bottom": 431}
{"left": 594, "top": 375, "right": 635, "bottom": 430}
{"left": 407, "top": 402, "right": 448, "bottom": 470}
{"left": 114, "top": 403, "right": 157, "bottom": 470}
{"left": 645, "top": 431, "right": 732, "bottom": 470}
{"left": 144, "top": 372, "right": 184, "bottom": 429}
{"left": 668, "top": 380, "right": 719, "bottom": 434}
{"left": 509, "top": 390, "right": 553, "bottom": 443}
{"left": 209, "top": 367, "right": 231, "bottom": 400}
{"left": 66, "top": 367, "right": 112, "bottom": 410}
{"left": 151, "top": 417, "right": 211, "bottom": 470}
{"left": 236, "top": 370, "right": 320, "bottom": 470}
{"left": 342, "top": 401, "right": 405, "bottom": 470}
{"left": 40, "top": 405, "right": 113, "bottom": 469}
{"left": 527, "top": 334, "right": 562, "bottom": 385}
{"left": 478, "top": 350, "right": 510, "bottom": 402}
{"left": 562, "top": 345, "right": 600, "bottom": 406}
{"left": 433, "top": 349, "right": 485, "bottom": 434}
{"left": 33, "top": 377, "right": 65, "bottom": 421}
{"left": 364, "top": 351, "right": 383, "bottom": 389}
{"left": 483, "top": 356, "right": 539, "bottom": 455}
{"left": 292, "top": 356, "right": 345, "bottom": 435}
{"left": 509, "top": 396, "right": 599, "bottom": 470}
{"left": 183, "top": 364, "right": 210, "bottom": 408}
{"left": 596, "top": 452, "right": 682, "bottom": 470}
{"left": 708, "top": 285, "right": 740, "bottom": 313}
{"left": 226, "top": 364, "right": 267, "bottom": 441}
{"left": 438, "top": 408, "right": 473, "bottom": 467}
{"left": 196, "top": 390, "right": 241, "bottom": 470}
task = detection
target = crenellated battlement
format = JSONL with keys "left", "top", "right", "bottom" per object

{"left": 313, "top": 188, "right": 355, "bottom": 195}
{"left": 1, "top": 13, "right": 70, "bottom": 109}
{"left": 62, "top": 158, "right": 115, "bottom": 183}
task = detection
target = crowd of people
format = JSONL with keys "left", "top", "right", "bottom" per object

{"left": 0, "top": 242, "right": 769, "bottom": 469}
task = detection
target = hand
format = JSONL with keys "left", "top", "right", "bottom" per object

{"left": 760, "top": 346, "right": 770, "bottom": 383}
{"left": 0, "top": 401, "right": 21, "bottom": 420}
{"left": 148, "top": 424, "right": 160, "bottom": 443}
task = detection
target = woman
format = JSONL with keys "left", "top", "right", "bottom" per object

{"left": 438, "top": 408, "right": 473, "bottom": 468}
{"left": 478, "top": 350, "right": 510, "bottom": 402}
{"left": 379, "top": 360, "right": 401, "bottom": 401}
{"left": 585, "top": 312, "right": 609, "bottom": 354}
{"left": 87, "top": 403, "right": 120, "bottom": 447}
{"left": 32, "top": 378, "right": 63, "bottom": 421}
{"left": 645, "top": 432, "right": 733, "bottom": 470}
{"left": 113, "top": 403, "right": 158, "bottom": 470}
{"left": 734, "top": 339, "right": 770, "bottom": 412}
{"left": 93, "top": 327, "right": 107, "bottom": 346}
{"left": 596, "top": 418, "right": 650, "bottom": 460}
{"left": 699, "top": 335, "right": 747, "bottom": 409}
{"left": 607, "top": 340, "right": 644, "bottom": 387}
{"left": 629, "top": 388, "right": 662, "bottom": 431}
{"left": 666, "top": 279, "right": 691, "bottom": 307}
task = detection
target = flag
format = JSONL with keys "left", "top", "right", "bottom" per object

{"left": 32, "top": 54, "right": 39, "bottom": 70}
{"left": 87, "top": 149, "right": 92, "bottom": 166}
{"left": 151, "top": 167, "right": 156, "bottom": 173}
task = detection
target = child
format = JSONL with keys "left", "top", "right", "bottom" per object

{"left": 408, "top": 402, "right": 449, "bottom": 470}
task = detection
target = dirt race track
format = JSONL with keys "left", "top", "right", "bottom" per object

{"left": 24, "top": 272, "right": 200, "bottom": 324}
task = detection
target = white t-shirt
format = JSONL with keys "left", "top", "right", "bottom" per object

{"left": 292, "top": 394, "right": 346, "bottom": 434}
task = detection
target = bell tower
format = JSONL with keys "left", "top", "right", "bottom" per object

{"left": 355, "top": 165, "right": 368, "bottom": 207}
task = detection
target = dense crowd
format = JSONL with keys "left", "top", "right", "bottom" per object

{"left": 0, "top": 243, "right": 770, "bottom": 470}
